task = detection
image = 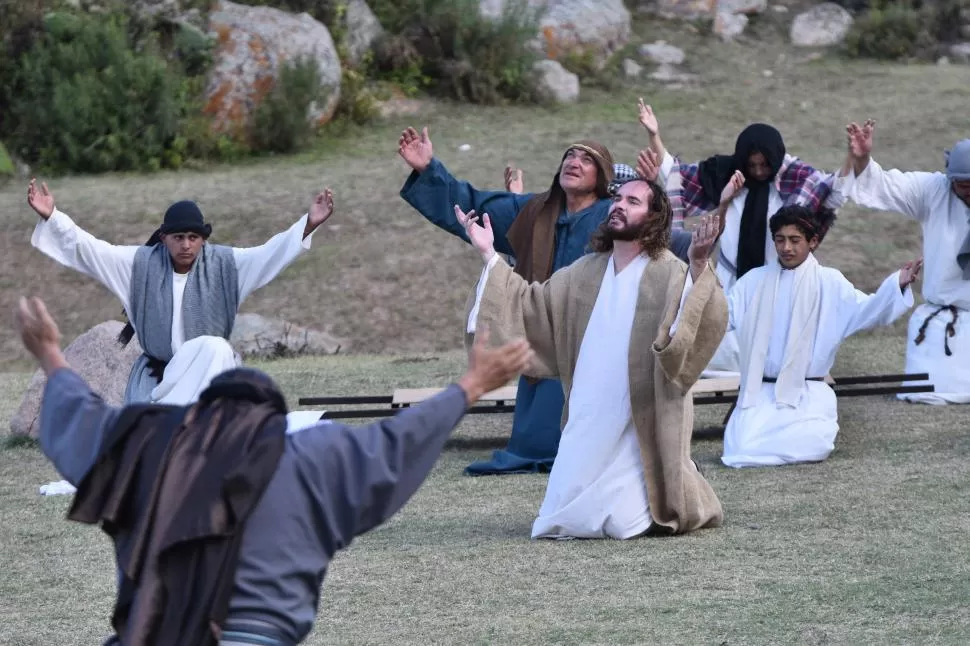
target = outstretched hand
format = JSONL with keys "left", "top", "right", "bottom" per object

{"left": 504, "top": 164, "right": 524, "bottom": 193}
{"left": 455, "top": 204, "right": 495, "bottom": 261}
{"left": 638, "top": 97, "right": 659, "bottom": 135}
{"left": 459, "top": 326, "right": 535, "bottom": 405}
{"left": 398, "top": 126, "right": 434, "bottom": 173}
{"left": 899, "top": 257, "right": 923, "bottom": 289}
{"left": 846, "top": 119, "right": 875, "bottom": 159}
{"left": 308, "top": 188, "right": 334, "bottom": 228}
{"left": 687, "top": 213, "right": 719, "bottom": 278}
{"left": 636, "top": 148, "right": 661, "bottom": 182}
{"left": 720, "top": 170, "right": 745, "bottom": 205}
{"left": 27, "top": 178, "right": 55, "bottom": 220}
{"left": 15, "top": 296, "right": 67, "bottom": 374}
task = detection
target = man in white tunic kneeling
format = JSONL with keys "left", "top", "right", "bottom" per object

{"left": 457, "top": 177, "right": 728, "bottom": 540}
{"left": 842, "top": 120, "right": 970, "bottom": 405}
{"left": 707, "top": 204, "right": 920, "bottom": 468}
{"left": 26, "top": 179, "right": 334, "bottom": 406}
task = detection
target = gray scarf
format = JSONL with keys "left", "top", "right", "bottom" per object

{"left": 124, "top": 243, "right": 239, "bottom": 403}
{"left": 945, "top": 139, "right": 970, "bottom": 279}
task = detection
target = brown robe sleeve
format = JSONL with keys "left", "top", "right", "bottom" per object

{"left": 463, "top": 256, "right": 563, "bottom": 379}
{"left": 652, "top": 262, "right": 728, "bottom": 391}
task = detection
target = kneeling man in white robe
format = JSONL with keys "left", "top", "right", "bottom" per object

{"left": 842, "top": 120, "right": 970, "bottom": 404}
{"left": 710, "top": 204, "right": 920, "bottom": 468}
{"left": 459, "top": 177, "right": 728, "bottom": 540}
{"left": 27, "top": 179, "right": 334, "bottom": 406}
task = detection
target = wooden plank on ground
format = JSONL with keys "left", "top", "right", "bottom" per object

{"left": 392, "top": 384, "right": 518, "bottom": 405}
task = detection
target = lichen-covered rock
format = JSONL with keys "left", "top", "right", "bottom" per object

{"left": 481, "top": 0, "right": 631, "bottom": 69}
{"left": 639, "top": 41, "right": 685, "bottom": 65}
{"left": 715, "top": 9, "right": 748, "bottom": 40}
{"left": 204, "top": 0, "right": 342, "bottom": 135}
{"left": 10, "top": 321, "right": 143, "bottom": 438}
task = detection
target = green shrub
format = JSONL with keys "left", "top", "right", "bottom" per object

{"left": 372, "top": 0, "right": 544, "bottom": 104}
{"left": 843, "top": 1, "right": 931, "bottom": 59}
{"left": 0, "top": 141, "right": 14, "bottom": 178}
{"left": 250, "top": 57, "right": 330, "bottom": 154}
{"left": 4, "top": 12, "right": 192, "bottom": 174}
{"left": 844, "top": 0, "right": 970, "bottom": 60}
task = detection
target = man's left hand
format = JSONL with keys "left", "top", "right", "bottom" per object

{"left": 688, "top": 214, "right": 719, "bottom": 279}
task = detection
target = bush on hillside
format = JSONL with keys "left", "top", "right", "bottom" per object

{"left": 371, "top": 0, "right": 544, "bottom": 104}
{"left": 3, "top": 12, "right": 193, "bottom": 173}
{"left": 250, "top": 57, "right": 331, "bottom": 154}
{"left": 844, "top": 0, "right": 970, "bottom": 60}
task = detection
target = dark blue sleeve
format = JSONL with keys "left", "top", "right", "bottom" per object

{"left": 399, "top": 157, "right": 536, "bottom": 257}
{"left": 291, "top": 384, "right": 468, "bottom": 554}
{"left": 669, "top": 229, "right": 692, "bottom": 263}
{"left": 38, "top": 368, "right": 123, "bottom": 487}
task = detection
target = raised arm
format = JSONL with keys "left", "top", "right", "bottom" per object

{"left": 27, "top": 180, "right": 138, "bottom": 310}
{"left": 844, "top": 120, "right": 931, "bottom": 221}
{"left": 398, "top": 126, "right": 533, "bottom": 255}
{"left": 655, "top": 217, "right": 729, "bottom": 389}
{"left": 15, "top": 296, "right": 121, "bottom": 487}
{"left": 289, "top": 334, "right": 533, "bottom": 553}
{"left": 837, "top": 260, "right": 919, "bottom": 339}
{"left": 232, "top": 189, "right": 333, "bottom": 302}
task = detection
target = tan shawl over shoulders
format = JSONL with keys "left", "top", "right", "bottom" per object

{"left": 466, "top": 250, "right": 728, "bottom": 535}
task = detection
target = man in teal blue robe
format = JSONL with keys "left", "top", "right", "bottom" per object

{"left": 397, "top": 127, "right": 690, "bottom": 476}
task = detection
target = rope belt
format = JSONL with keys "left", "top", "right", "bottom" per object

{"left": 914, "top": 304, "right": 959, "bottom": 357}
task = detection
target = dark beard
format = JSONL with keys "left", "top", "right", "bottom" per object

{"left": 606, "top": 220, "right": 647, "bottom": 242}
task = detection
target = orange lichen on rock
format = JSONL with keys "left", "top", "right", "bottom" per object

{"left": 203, "top": 79, "right": 233, "bottom": 117}
{"left": 543, "top": 25, "right": 559, "bottom": 59}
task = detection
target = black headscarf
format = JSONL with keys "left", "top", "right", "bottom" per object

{"left": 697, "top": 124, "right": 786, "bottom": 278}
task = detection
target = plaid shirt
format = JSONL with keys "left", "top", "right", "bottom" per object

{"left": 666, "top": 153, "right": 836, "bottom": 229}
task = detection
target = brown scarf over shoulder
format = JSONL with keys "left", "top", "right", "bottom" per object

{"left": 68, "top": 368, "right": 288, "bottom": 646}
{"left": 505, "top": 141, "right": 614, "bottom": 283}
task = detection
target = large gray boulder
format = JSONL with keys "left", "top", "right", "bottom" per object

{"left": 344, "top": 0, "right": 384, "bottom": 66}
{"left": 230, "top": 313, "right": 345, "bottom": 359}
{"left": 204, "top": 0, "right": 342, "bottom": 134}
{"left": 532, "top": 59, "right": 580, "bottom": 104}
{"left": 10, "top": 321, "right": 143, "bottom": 439}
{"left": 790, "top": 3, "right": 854, "bottom": 48}
{"left": 480, "top": 0, "right": 631, "bottom": 68}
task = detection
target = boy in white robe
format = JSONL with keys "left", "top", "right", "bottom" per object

{"left": 26, "top": 179, "right": 334, "bottom": 405}
{"left": 635, "top": 100, "right": 854, "bottom": 375}
{"left": 708, "top": 204, "right": 921, "bottom": 468}
{"left": 842, "top": 120, "right": 970, "bottom": 404}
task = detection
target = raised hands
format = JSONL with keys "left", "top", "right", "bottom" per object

{"left": 688, "top": 213, "right": 720, "bottom": 277}
{"left": 398, "top": 126, "right": 434, "bottom": 173}
{"left": 899, "top": 257, "right": 923, "bottom": 289}
{"left": 638, "top": 97, "right": 659, "bottom": 136}
{"left": 504, "top": 164, "right": 524, "bottom": 194}
{"left": 846, "top": 119, "right": 875, "bottom": 159}
{"left": 308, "top": 188, "right": 334, "bottom": 228}
{"left": 459, "top": 326, "right": 535, "bottom": 404}
{"left": 15, "top": 296, "right": 67, "bottom": 375}
{"left": 636, "top": 148, "right": 661, "bottom": 183}
{"left": 27, "top": 178, "right": 55, "bottom": 220}
{"left": 720, "top": 170, "right": 745, "bottom": 205}
{"left": 454, "top": 204, "right": 495, "bottom": 261}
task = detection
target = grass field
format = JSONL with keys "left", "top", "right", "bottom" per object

{"left": 2, "top": 6, "right": 970, "bottom": 645}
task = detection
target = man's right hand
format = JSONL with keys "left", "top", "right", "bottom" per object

{"left": 504, "top": 164, "right": 524, "bottom": 193}
{"left": 398, "top": 126, "right": 434, "bottom": 173}
{"left": 846, "top": 119, "right": 874, "bottom": 174}
{"left": 459, "top": 327, "right": 534, "bottom": 405}
{"left": 455, "top": 205, "right": 495, "bottom": 262}
{"left": 27, "top": 178, "right": 55, "bottom": 220}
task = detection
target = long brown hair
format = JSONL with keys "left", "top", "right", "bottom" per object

{"left": 589, "top": 178, "right": 672, "bottom": 259}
